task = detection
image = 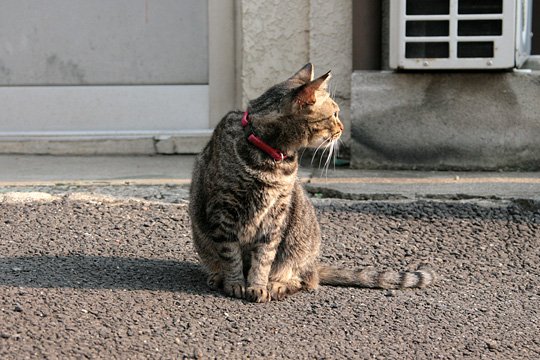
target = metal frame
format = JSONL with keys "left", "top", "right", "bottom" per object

{"left": 390, "top": 0, "right": 519, "bottom": 69}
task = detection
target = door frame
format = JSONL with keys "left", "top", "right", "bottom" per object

{"left": 0, "top": 0, "right": 235, "bottom": 155}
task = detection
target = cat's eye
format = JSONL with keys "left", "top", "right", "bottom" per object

{"left": 333, "top": 111, "right": 339, "bottom": 118}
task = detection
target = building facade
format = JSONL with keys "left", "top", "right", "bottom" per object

{"left": 1, "top": 0, "right": 539, "bottom": 169}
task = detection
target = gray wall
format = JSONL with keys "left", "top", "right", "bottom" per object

{"left": 351, "top": 71, "right": 540, "bottom": 170}
{"left": 0, "top": 0, "right": 208, "bottom": 85}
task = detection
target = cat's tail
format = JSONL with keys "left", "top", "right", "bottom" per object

{"left": 317, "top": 265, "right": 435, "bottom": 289}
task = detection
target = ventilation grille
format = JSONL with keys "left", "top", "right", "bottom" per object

{"left": 389, "top": 0, "right": 525, "bottom": 69}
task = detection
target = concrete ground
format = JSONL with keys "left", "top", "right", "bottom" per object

{"left": 1, "top": 155, "right": 539, "bottom": 203}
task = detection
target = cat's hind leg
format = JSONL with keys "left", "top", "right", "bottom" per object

{"left": 268, "top": 267, "right": 319, "bottom": 301}
{"left": 267, "top": 280, "right": 301, "bottom": 301}
{"left": 206, "top": 272, "right": 223, "bottom": 290}
{"left": 267, "top": 264, "right": 303, "bottom": 301}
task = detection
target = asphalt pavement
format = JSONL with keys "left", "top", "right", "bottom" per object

{"left": 1, "top": 155, "right": 539, "bottom": 359}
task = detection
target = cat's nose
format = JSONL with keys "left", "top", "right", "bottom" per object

{"left": 337, "top": 121, "right": 344, "bottom": 132}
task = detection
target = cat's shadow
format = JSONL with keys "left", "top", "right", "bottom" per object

{"left": 0, "top": 255, "right": 213, "bottom": 295}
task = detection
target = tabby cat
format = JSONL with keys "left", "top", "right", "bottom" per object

{"left": 189, "top": 63, "right": 434, "bottom": 303}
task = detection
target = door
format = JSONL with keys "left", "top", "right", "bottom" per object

{"left": 0, "top": 0, "right": 219, "bottom": 154}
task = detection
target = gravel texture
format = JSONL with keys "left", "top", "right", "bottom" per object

{"left": 1, "top": 190, "right": 539, "bottom": 359}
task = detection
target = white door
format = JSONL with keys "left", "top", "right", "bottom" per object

{"left": 0, "top": 0, "right": 217, "bottom": 154}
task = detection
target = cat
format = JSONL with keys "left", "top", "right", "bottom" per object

{"left": 188, "top": 63, "right": 434, "bottom": 303}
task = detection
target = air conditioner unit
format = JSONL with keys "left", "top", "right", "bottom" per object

{"left": 389, "top": 0, "right": 533, "bottom": 69}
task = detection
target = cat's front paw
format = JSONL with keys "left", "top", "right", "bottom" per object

{"left": 223, "top": 282, "right": 245, "bottom": 299}
{"left": 246, "top": 286, "right": 271, "bottom": 303}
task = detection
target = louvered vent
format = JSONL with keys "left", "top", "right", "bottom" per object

{"left": 389, "top": 0, "right": 532, "bottom": 69}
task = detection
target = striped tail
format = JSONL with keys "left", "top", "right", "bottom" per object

{"left": 318, "top": 265, "right": 435, "bottom": 289}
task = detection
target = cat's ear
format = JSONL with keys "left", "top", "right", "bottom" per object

{"left": 310, "top": 71, "right": 331, "bottom": 91}
{"left": 294, "top": 71, "right": 332, "bottom": 107}
{"left": 289, "top": 63, "right": 314, "bottom": 83}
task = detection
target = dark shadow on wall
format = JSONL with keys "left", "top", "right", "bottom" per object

{"left": 533, "top": 0, "right": 540, "bottom": 54}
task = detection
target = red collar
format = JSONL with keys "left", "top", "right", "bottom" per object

{"left": 241, "top": 111, "right": 288, "bottom": 162}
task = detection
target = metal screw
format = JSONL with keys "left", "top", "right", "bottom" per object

{"left": 487, "top": 60, "right": 493, "bottom": 66}
{"left": 423, "top": 61, "right": 429, "bottom": 67}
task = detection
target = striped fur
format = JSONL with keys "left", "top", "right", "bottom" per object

{"left": 188, "top": 63, "right": 434, "bottom": 303}
{"left": 318, "top": 266, "right": 435, "bottom": 289}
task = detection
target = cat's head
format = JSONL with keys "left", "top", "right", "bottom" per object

{"left": 248, "top": 63, "right": 343, "bottom": 152}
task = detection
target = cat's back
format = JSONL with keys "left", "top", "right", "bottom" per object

{"left": 190, "top": 110, "right": 243, "bottom": 190}
{"left": 192, "top": 110, "right": 243, "bottom": 174}
{"left": 205, "top": 110, "right": 243, "bottom": 154}
{"left": 189, "top": 111, "right": 243, "bottom": 226}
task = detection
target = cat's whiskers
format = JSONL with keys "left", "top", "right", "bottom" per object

{"left": 314, "top": 137, "right": 339, "bottom": 179}
{"left": 311, "top": 138, "right": 331, "bottom": 166}
{"left": 334, "top": 140, "right": 339, "bottom": 171}
{"left": 332, "top": 141, "right": 337, "bottom": 174}
{"left": 323, "top": 139, "right": 338, "bottom": 178}
{"left": 318, "top": 142, "right": 330, "bottom": 171}
{"left": 313, "top": 137, "right": 332, "bottom": 170}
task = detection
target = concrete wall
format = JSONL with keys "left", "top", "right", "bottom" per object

{"left": 309, "top": 0, "right": 352, "bottom": 141}
{"left": 237, "top": 0, "right": 352, "bottom": 140}
{"left": 351, "top": 71, "right": 540, "bottom": 170}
